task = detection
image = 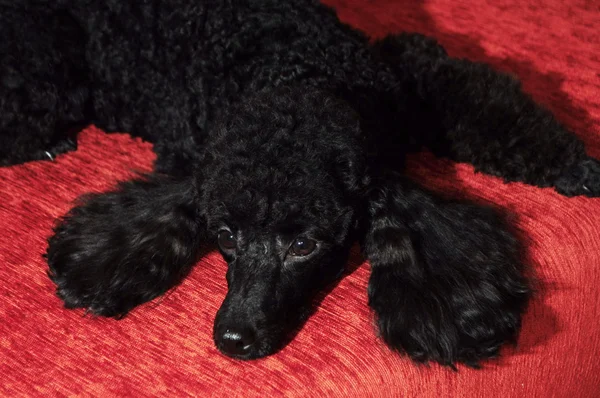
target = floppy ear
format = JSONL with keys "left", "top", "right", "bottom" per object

{"left": 362, "top": 174, "right": 531, "bottom": 368}
{"left": 47, "top": 174, "right": 204, "bottom": 318}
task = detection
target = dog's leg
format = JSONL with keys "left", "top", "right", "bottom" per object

{"left": 46, "top": 175, "right": 203, "bottom": 318}
{"left": 0, "top": 5, "right": 90, "bottom": 166}
{"left": 373, "top": 33, "right": 599, "bottom": 197}
{"left": 362, "top": 173, "right": 531, "bottom": 367}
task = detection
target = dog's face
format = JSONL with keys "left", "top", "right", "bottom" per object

{"left": 205, "top": 174, "right": 355, "bottom": 359}
{"left": 197, "top": 87, "right": 366, "bottom": 358}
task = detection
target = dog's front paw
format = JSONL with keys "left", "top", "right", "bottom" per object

{"left": 364, "top": 177, "right": 531, "bottom": 368}
{"left": 47, "top": 221, "right": 140, "bottom": 318}
{"left": 46, "top": 176, "right": 201, "bottom": 318}
{"left": 47, "top": 214, "right": 160, "bottom": 318}
{"left": 368, "top": 263, "right": 527, "bottom": 368}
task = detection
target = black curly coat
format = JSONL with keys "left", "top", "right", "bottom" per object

{"left": 2, "top": 0, "right": 598, "bottom": 367}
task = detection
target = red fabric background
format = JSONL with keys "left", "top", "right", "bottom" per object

{"left": 1, "top": 0, "right": 599, "bottom": 396}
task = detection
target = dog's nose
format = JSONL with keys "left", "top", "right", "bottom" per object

{"left": 218, "top": 328, "right": 256, "bottom": 357}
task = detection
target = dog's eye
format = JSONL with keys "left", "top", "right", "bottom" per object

{"left": 289, "top": 237, "right": 317, "bottom": 256}
{"left": 218, "top": 230, "right": 236, "bottom": 251}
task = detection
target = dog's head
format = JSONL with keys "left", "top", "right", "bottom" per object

{"left": 196, "top": 87, "right": 367, "bottom": 358}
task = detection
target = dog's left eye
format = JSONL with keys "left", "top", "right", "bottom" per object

{"left": 289, "top": 237, "right": 317, "bottom": 256}
{"left": 218, "top": 230, "right": 237, "bottom": 251}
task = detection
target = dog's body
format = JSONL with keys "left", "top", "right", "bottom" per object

{"left": 2, "top": 0, "right": 599, "bottom": 368}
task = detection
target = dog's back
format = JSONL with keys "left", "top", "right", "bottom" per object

{"left": 1, "top": 0, "right": 401, "bottom": 174}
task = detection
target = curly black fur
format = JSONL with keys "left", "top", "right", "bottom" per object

{"left": 2, "top": 0, "right": 598, "bottom": 367}
{"left": 364, "top": 174, "right": 530, "bottom": 368}
{"left": 46, "top": 175, "right": 201, "bottom": 317}
{"left": 0, "top": 3, "right": 88, "bottom": 165}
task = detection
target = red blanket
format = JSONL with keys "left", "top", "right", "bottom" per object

{"left": 1, "top": 0, "right": 599, "bottom": 396}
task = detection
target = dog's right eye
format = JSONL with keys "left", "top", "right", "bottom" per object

{"left": 218, "top": 230, "right": 236, "bottom": 251}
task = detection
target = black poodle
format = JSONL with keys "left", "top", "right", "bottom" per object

{"left": 2, "top": 0, "right": 598, "bottom": 368}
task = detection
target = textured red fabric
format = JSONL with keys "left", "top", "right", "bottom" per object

{"left": 1, "top": 0, "right": 599, "bottom": 396}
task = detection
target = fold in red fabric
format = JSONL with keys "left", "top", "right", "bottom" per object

{"left": 1, "top": 0, "right": 598, "bottom": 396}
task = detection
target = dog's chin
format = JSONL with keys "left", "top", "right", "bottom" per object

{"left": 215, "top": 341, "right": 278, "bottom": 361}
